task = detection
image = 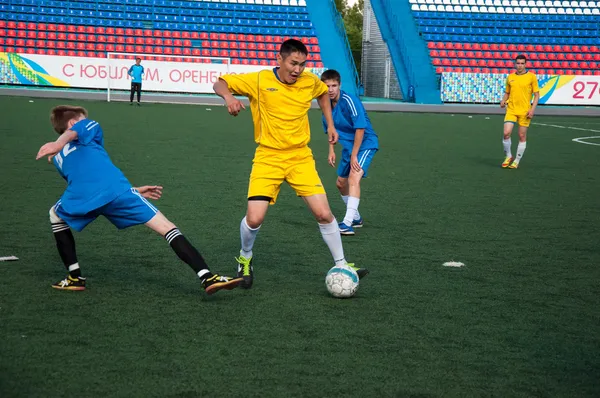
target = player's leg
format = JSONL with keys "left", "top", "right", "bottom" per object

{"left": 104, "top": 189, "right": 241, "bottom": 294}
{"left": 340, "top": 169, "right": 364, "bottom": 234}
{"left": 136, "top": 83, "right": 142, "bottom": 105}
{"left": 502, "top": 115, "right": 516, "bottom": 167}
{"left": 302, "top": 194, "right": 368, "bottom": 279}
{"left": 49, "top": 203, "right": 96, "bottom": 291}
{"left": 509, "top": 120, "right": 529, "bottom": 169}
{"left": 288, "top": 153, "right": 368, "bottom": 278}
{"left": 341, "top": 149, "right": 376, "bottom": 232}
{"left": 130, "top": 83, "right": 135, "bottom": 104}
{"left": 236, "top": 156, "right": 283, "bottom": 288}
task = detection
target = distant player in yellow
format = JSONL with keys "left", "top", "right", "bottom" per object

{"left": 213, "top": 39, "right": 368, "bottom": 289}
{"left": 500, "top": 54, "right": 539, "bottom": 169}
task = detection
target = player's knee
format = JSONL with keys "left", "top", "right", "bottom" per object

{"left": 245, "top": 214, "right": 264, "bottom": 229}
{"left": 314, "top": 209, "right": 334, "bottom": 223}
{"left": 335, "top": 178, "right": 346, "bottom": 191}
{"left": 348, "top": 170, "right": 363, "bottom": 185}
{"left": 49, "top": 206, "right": 63, "bottom": 224}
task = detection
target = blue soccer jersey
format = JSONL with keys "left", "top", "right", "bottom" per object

{"left": 52, "top": 119, "right": 132, "bottom": 215}
{"left": 322, "top": 90, "right": 379, "bottom": 152}
{"left": 128, "top": 64, "right": 144, "bottom": 83}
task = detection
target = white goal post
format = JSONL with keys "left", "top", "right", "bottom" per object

{"left": 106, "top": 52, "right": 231, "bottom": 102}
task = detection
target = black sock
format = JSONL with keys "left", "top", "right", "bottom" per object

{"left": 165, "top": 228, "right": 212, "bottom": 282}
{"left": 52, "top": 223, "right": 81, "bottom": 278}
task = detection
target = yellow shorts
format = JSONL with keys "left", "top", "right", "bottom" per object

{"left": 248, "top": 146, "right": 326, "bottom": 204}
{"left": 504, "top": 112, "right": 531, "bottom": 127}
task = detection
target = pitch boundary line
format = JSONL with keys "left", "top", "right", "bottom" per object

{"left": 533, "top": 123, "right": 600, "bottom": 146}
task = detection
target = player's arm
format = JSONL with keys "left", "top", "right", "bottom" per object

{"left": 328, "top": 143, "right": 336, "bottom": 167}
{"left": 134, "top": 185, "right": 163, "bottom": 200}
{"left": 128, "top": 66, "right": 133, "bottom": 76}
{"left": 36, "top": 129, "right": 78, "bottom": 160}
{"left": 214, "top": 74, "right": 258, "bottom": 116}
{"left": 317, "top": 92, "right": 338, "bottom": 144}
{"left": 527, "top": 76, "right": 540, "bottom": 118}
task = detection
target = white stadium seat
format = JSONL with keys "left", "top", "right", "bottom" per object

{"left": 575, "top": 7, "right": 583, "bottom": 11}
{"left": 593, "top": 7, "right": 600, "bottom": 13}
{"left": 488, "top": 5, "right": 497, "bottom": 10}
{"left": 583, "top": 7, "right": 592, "bottom": 12}
{"left": 411, "top": 4, "right": 420, "bottom": 10}
{"left": 445, "top": 5, "right": 455, "bottom": 11}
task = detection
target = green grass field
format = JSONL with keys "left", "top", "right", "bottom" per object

{"left": 1, "top": 96, "right": 599, "bottom": 397}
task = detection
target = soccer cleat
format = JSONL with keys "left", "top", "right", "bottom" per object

{"left": 501, "top": 156, "right": 514, "bottom": 168}
{"left": 137, "top": 102, "right": 141, "bottom": 106}
{"left": 351, "top": 217, "right": 364, "bottom": 228}
{"left": 508, "top": 161, "right": 519, "bottom": 169}
{"left": 202, "top": 274, "right": 242, "bottom": 295}
{"left": 235, "top": 255, "right": 253, "bottom": 289}
{"left": 52, "top": 275, "right": 86, "bottom": 291}
{"left": 347, "top": 263, "right": 369, "bottom": 280}
{"left": 338, "top": 222, "right": 355, "bottom": 236}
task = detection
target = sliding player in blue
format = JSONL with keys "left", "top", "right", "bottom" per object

{"left": 36, "top": 105, "right": 241, "bottom": 295}
{"left": 321, "top": 70, "right": 379, "bottom": 236}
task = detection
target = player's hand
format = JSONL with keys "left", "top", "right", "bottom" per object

{"left": 225, "top": 97, "right": 246, "bottom": 116}
{"left": 350, "top": 155, "right": 362, "bottom": 173}
{"left": 526, "top": 109, "right": 535, "bottom": 119}
{"left": 136, "top": 185, "right": 163, "bottom": 200}
{"left": 36, "top": 142, "right": 62, "bottom": 160}
{"left": 500, "top": 100, "right": 506, "bottom": 108}
{"left": 327, "top": 126, "right": 338, "bottom": 145}
{"left": 328, "top": 151, "right": 336, "bottom": 167}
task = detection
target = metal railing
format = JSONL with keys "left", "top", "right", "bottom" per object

{"left": 328, "top": 0, "right": 362, "bottom": 93}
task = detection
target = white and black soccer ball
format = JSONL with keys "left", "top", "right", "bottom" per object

{"left": 325, "top": 264, "right": 359, "bottom": 298}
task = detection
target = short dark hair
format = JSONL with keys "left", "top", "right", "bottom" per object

{"left": 50, "top": 105, "right": 88, "bottom": 134}
{"left": 136, "top": 57, "right": 141, "bottom": 61}
{"left": 280, "top": 39, "right": 308, "bottom": 58}
{"left": 515, "top": 54, "right": 527, "bottom": 62}
{"left": 321, "top": 69, "right": 341, "bottom": 83}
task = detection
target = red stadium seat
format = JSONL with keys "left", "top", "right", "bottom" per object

{"left": 201, "top": 49, "right": 209, "bottom": 56}
{"left": 173, "top": 47, "right": 182, "bottom": 55}
{"left": 46, "top": 41, "right": 55, "bottom": 49}
{"left": 17, "top": 21, "right": 26, "bottom": 30}
{"left": 220, "top": 41, "right": 229, "bottom": 48}
{"left": 172, "top": 31, "right": 181, "bottom": 39}
{"left": 192, "top": 48, "right": 200, "bottom": 56}
{"left": 67, "top": 25, "right": 76, "bottom": 33}
{"left": 163, "top": 47, "right": 172, "bottom": 55}
{"left": 86, "top": 43, "right": 95, "bottom": 51}
{"left": 581, "top": 46, "right": 590, "bottom": 52}
{"left": 96, "top": 43, "right": 105, "bottom": 51}
{"left": 210, "top": 49, "right": 219, "bottom": 56}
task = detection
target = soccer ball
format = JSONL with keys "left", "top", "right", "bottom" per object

{"left": 325, "top": 264, "right": 359, "bottom": 298}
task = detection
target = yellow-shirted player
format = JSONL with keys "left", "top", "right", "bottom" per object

{"left": 213, "top": 39, "right": 368, "bottom": 289}
{"left": 500, "top": 54, "right": 540, "bottom": 169}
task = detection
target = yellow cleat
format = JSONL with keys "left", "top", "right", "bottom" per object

{"left": 501, "top": 156, "right": 514, "bottom": 168}
{"left": 508, "top": 161, "right": 519, "bottom": 169}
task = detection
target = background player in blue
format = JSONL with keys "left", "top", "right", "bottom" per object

{"left": 128, "top": 57, "right": 144, "bottom": 106}
{"left": 36, "top": 105, "right": 241, "bottom": 295}
{"left": 321, "top": 70, "right": 379, "bottom": 236}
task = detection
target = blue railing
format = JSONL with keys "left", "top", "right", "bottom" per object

{"left": 328, "top": 0, "right": 362, "bottom": 93}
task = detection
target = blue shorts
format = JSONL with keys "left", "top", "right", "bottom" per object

{"left": 337, "top": 148, "right": 377, "bottom": 178}
{"left": 55, "top": 188, "right": 158, "bottom": 232}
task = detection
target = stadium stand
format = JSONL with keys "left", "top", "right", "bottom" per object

{"left": 410, "top": 0, "right": 600, "bottom": 75}
{"left": 0, "top": 0, "right": 324, "bottom": 67}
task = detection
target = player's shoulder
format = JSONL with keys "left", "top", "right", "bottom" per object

{"left": 340, "top": 91, "right": 362, "bottom": 113}
{"left": 73, "top": 118, "right": 100, "bottom": 131}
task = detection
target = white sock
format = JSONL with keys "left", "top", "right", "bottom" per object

{"left": 503, "top": 138, "right": 512, "bottom": 158}
{"left": 240, "top": 217, "right": 260, "bottom": 258}
{"left": 318, "top": 219, "right": 347, "bottom": 266}
{"left": 343, "top": 197, "right": 360, "bottom": 226}
{"left": 342, "top": 195, "right": 361, "bottom": 220}
{"left": 68, "top": 263, "right": 80, "bottom": 272}
{"left": 515, "top": 141, "right": 526, "bottom": 163}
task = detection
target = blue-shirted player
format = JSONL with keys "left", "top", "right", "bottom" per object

{"left": 36, "top": 105, "right": 241, "bottom": 295}
{"left": 321, "top": 70, "right": 379, "bottom": 236}
{"left": 128, "top": 57, "right": 144, "bottom": 105}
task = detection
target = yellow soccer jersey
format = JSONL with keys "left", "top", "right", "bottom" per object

{"left": 505, "top": 71, "right": 539, "bottom": 114}
{"left": 220, "top": 69, "right": 328, "bottom": 150}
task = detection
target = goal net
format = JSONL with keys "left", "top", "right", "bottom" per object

{"left": 106, "top": 53, "right": 230, "bottom": 102}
